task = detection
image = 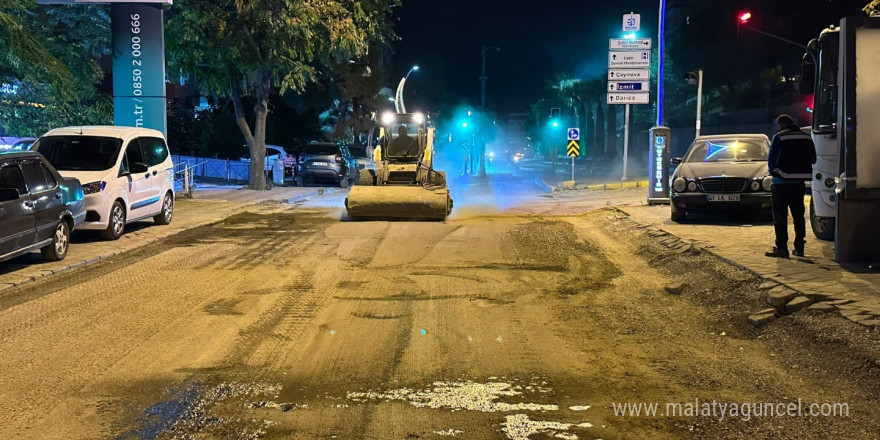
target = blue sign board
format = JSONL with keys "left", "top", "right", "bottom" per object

{"left": 111, "top": 3, "right": 166, "bottom": 136}
{"left": 567, "top": 128, "right": 580, "bottom": 141}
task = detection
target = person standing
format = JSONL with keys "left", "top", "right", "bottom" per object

{"left": 765, "top": 114, "right": 817, "bottom": 258}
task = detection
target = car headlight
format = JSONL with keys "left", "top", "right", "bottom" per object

{"left": 687, "top": 181, "right": 697, "bottom": 192}
{"left": 82, "top": 181, "right": 106, "bottom": 195}
{"left": 750, "top": 180, "right": 761, "bottom": 191}
{"left": 762, "top": 176, "right": 772, "bottom": 191}
{"left": 673, "top": 177, "right": 687, "bottom": 192}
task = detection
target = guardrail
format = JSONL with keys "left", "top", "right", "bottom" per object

{"left": 171, "top": 155, "right": 251, "bottom": 184}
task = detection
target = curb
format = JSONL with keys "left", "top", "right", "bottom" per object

{"left": 534, "top": 178, "right": 555, "bottom": 193}
{"left": 583, "top": 180, "right": 650, "bottom": 191}
{"left": 613, "top": 207, "right": 880, "bottom": 331}
{"left": 0, "top": 189, "right": 325, "bottom": 294}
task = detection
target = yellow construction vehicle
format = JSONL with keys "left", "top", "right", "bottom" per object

{"left": 345, "top": 111, "right": 453, "bottom": 220}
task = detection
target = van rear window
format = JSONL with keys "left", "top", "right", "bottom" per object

{"left": 304, "top": 144, "right": 339, "bottom": 155}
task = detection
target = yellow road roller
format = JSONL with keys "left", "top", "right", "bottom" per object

{"left": 345, "top": 112, "right": 453, "bottom": 220}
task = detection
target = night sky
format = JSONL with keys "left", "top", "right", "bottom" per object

{"left": 391, "top": 0, "right": 659, "bottom": 114}
{"left": 390, "top": 0, "right": 868, "bottom": 116}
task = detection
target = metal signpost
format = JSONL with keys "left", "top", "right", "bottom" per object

{"left": 608, "top": 14, "right": 651, "bottom": 183}
{"left": 567, "top": 128, "right": 580, "bottom": 183}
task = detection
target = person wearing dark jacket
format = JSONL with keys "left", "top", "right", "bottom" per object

{"left": 765, "top": 114, "right": 817, "bottom": 258}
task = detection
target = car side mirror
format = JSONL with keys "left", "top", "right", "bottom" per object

{"left": 0, "top": 188, "right": 20, "bottom": 202}
{"left": 130, "top": 162, "right": 149, "bottom": 174}
{"left": 671, "top": 157, "right": 683, "bottom": 165}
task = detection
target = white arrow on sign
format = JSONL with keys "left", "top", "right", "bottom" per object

{"left": 607, "top": 92, "right": 650, "bottom": 105}
{"left": 608, "top": 51, "right": 651, "bottom": 68}
{"left": 608, "top": 69, "right": 651, "bottom": 81}
{"left": 609, "top": 38, "right": 652, "bottom": 50}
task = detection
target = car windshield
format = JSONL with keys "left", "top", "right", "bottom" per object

{"left": 34, "top": 136, "right": 123, "bottom": 171}
{"left": 684, "top": 139, "right": 768, "bottom": 163}
{"left": 386, "top": 123, "right": 423, "bottom": 158}
{"left": 349, "top": 146, "right": 368, "bottom": 158}
{"left": 304, "top": 144, "right": 339, "bottom": 156}
{"left": 11, "top": 140, "right": 34, "bottom": 150}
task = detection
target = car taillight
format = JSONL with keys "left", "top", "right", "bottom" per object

{"left": 335, "top": 155, "right": 342, "bottom": 164}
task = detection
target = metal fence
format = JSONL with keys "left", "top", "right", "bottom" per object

{"left": 171, "top": 155, "right": 251, "bottom": 183}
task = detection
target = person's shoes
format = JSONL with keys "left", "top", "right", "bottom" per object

{"left": 765, "top": 247, "right": 790, "bottom": 258}
{"left": 792, "top": 248, "right": 805, "bottom": 257}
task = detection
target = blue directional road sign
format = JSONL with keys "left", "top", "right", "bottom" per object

{"left": 608, "top": 81, "right": 650, "bottom": 92}
{"left": 567, "top": 128, "right": 580, "bottom": 141}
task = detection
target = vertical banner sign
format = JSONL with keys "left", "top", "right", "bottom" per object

{"left": 111, "top": 3, "right": 166, "bottom": 136}
{"left": 647, "top": 126, "right": 670, "bottom": 204}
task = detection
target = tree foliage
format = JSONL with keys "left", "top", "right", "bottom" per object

{"left": 166, "top": 0, "right": 397, "bottom": 189}
{"left": 0, "top": 2, "right": 112, "bottom": 136}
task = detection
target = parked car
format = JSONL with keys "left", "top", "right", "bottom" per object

{"left": 33, "top": 126, "right": 175, "bottom": 240}
{"left": 669, "top": 134, "right": 773, "bottom": 222}
{"left": 241, "top": 145, "right": 296, "bottom": 178}
{"left": 0, "top": 150, "right": 85, "bottom": 263}
{"left": 347, "top": 144, "right": 375, "bottom": 183}
{"left": 10, "top": 138, "right": 36, "bottom": 151}
{"left": 295, "top": 142, "right": 358, "bottom": 187}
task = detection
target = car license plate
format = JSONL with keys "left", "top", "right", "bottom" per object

{"left": 311, "top": 161, "right": 328, "bottom": 166}
{"left": 707, "top": 194, "right": 740, "bottom": 202}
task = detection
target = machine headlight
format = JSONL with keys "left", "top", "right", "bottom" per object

{"left": 687, "top": 181, "right": 697, "bottom": 192}
{"left": 82, "top": 181, "right": 106, "bottom": 195}
{"left": 762, "top": 176, "right": 773, "bottom": 191}
{"left": 824, "top": 178, "right": 835, "bottom": 188}
{"left": 750, "top": 180, "right": 761, "bottom": 191}
{"left": 381, "top": 111, "right": 396, "bottom": 125}
{"left": 673, "top": 177, "right": 687, "bottom": 192}
{"left": 412, "top": 112, "right": 425, "bottom": 125}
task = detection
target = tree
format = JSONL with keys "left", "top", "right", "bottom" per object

{"left": 866, "top": 0, "right": 880, "bottom": 15}
{"left": 165, "top": 0, "right": 397, "bottom": 190}
{"left": 0, "top": 2, "right": 112, "bottom": 136}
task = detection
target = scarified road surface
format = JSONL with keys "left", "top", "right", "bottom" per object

{"left": 1, "top": 189, "right": 878, "bottom": 439}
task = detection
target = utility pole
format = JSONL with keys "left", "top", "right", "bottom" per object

{"left": 479, "top": 45, "right": 500, "bottom": 177}
{"left": 695, "top": 69, "right": 703, "bottom": 137}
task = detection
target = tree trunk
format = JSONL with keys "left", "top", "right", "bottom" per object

{"left": 250, "top": 66, "right": 272, "bottom": 190}
{"left": 595, "top": 101, "right": 605, "bottom": 159}
{"left": 606, "top": 103, "right": 617, "bottom": 159}
{"left": 229, "top": 69, "right": 265, "bottom": 190}
{"left": 584, "top": 102, "right": 594, "bottom": 158}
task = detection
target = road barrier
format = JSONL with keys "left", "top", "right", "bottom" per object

{"left": 171, "top": 155, "right": 251, "bottom": 183}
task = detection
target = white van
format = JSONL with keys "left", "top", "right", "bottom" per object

{"left": 33, "top": 126, "right": 175, "bottom": 240}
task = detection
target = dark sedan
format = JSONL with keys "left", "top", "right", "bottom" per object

{"left": 0, "top": 151, "right": 85, "bottom": 263}
{"left": 670, "top": 134, "right": 773, "bottom": 222}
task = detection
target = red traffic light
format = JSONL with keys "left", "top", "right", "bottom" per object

{"left": 739, "top": 11, "right": 752, "bottom": 24}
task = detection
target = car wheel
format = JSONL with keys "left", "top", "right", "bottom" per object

{"left": 670, "top": 203, "right": 686, "bottom": 222}
{"left": 810, "top": 198, "right": 835, "bottom": 241}
{"left": 41, "top": 220, "right": 70, "bottom": 261}
{"left": 101, "top": 200, "right": 126, "bottom": 240}
{"left": 153, "top": 192, "right": 174, "bottom": 225}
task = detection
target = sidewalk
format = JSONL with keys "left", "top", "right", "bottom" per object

{"left": 621, "top": 204, "right": 880, "bottom": 329}
{"left": 0, "top": 186, "right": 321, "bottom": 293}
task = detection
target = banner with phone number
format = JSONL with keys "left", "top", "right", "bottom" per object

{"left": 111, "top": 3, "right": 166, "bottom": 136}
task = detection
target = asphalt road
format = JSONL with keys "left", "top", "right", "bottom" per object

{"left": 1, "top": 178, "right": 878, "bottom": 439}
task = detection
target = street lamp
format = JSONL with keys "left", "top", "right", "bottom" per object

{"left": 479, "top": 45, "right": 501, "bottom": 177}
{"left": 394, "top": 65, "right": 420, "bottom": 113}
{"left": 736, "top": 12, "right": 809, "bottom": 52}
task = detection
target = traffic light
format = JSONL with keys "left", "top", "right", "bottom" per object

{"left": 550, "top": 107, "right": 560, "bottom": 128}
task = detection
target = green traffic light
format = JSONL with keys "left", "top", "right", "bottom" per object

{"left": 462, "top": 122, "right": 468, "bottom": 128}
{"left": 552, "top": 121, "right": 559, "bottom": 127}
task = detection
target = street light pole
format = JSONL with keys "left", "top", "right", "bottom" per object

{"left": 394, "top": 65, "right": 420, "bottom": 113}
{"left": 479, "top": 45, "right": 500, "bottom": 177}
{"left": 695, "top": 69, "right": 703, "bottom": 137}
